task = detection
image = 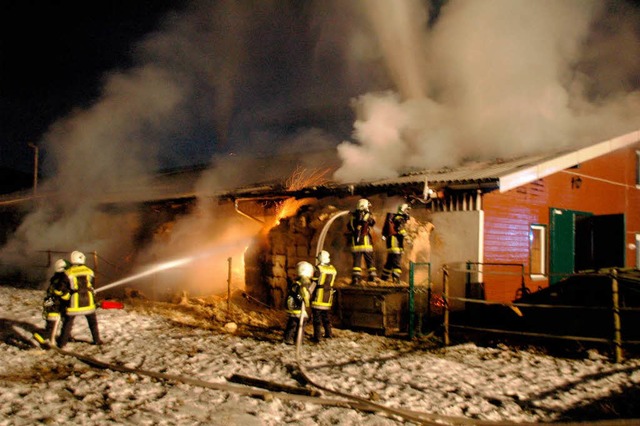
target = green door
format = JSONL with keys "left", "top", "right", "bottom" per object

{"left": 549, "top": 208, "right": 592, "bottom": 285}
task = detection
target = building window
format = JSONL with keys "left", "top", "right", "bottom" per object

{"left": 530, "top": 224, "right": 546, "bottom": 278}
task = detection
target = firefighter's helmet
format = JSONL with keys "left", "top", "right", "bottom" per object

{"left": 398, "top": 203, "right": 410, "bottom": 215}
{"left": 70, "top": 251, "right": 86, "bottom": 265}
{"left": 356, "top": 198, "right": 371, "bottom": 212}
{"left": 54, "top": 258, "right": 68, "bottom": 273}
{"left": 296, "top": 261, "right": 314, "bottom": 279}
{"left": 316, "top": 250, "right": 330, "bottom": 265}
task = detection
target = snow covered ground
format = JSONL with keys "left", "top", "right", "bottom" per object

{"left": 2, "top": 285, "right": 640, "bottom": 425}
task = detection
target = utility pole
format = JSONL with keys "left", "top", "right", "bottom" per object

{"left": 27, "top": 143, "right": 38, "bottom": 196}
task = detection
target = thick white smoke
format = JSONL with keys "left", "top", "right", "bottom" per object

{"left": 0, "top": 0, "right": 348, "bottom": 283}
{"left": 2, "top": 0, "right": 639, "bottom": 285}
{"left": 334, "top": 0, "right": 640, "bottom": 182}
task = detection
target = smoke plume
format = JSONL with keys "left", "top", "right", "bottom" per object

{"left": 1, "top": 0, "right": 639, "bottom": 287}
{"left": 334, "top": 0, "right": 640, "bottom": 182}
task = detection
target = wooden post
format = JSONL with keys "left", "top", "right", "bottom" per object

{"left": 92, "top": 251, "right": 99, "bottom": 288}
{"left": 443, "top": 265, "right": 450, "bottom": 347}
{"left": 227, "top": 257, "right": 232, "bottom": 320}
{"left": 409, "top": 261, "right": 415, "bottom": 340}
{"left": 611, "top": 268, "right": 623, "bottom": 363}
{"left": 426, "top": 263, "right": 432, "bottom": 330}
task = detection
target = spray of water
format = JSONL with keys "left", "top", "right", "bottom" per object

{"left": 95, "top": 257, "right": 193, "bottom": 294}
{"left": 95, "top": 238, "right": 252, "bottom": 294}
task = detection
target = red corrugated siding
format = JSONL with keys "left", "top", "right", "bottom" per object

{"left": 483, "top": 145, "right": 640, "bottom": 302}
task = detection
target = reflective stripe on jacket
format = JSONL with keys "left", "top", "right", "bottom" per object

{"left": 286, "top": 279, "right": 310, "bottom": 317}
{"left": 386, "top": 235, "right": 403, "bottom": 253}
{"left": 43, "top": 271, "right": 69, "bottom": 318}
{"left": 385, "top": 213, "right": 408, "bottom": 253}
{"left": 65, "top": 264, "right": 96, "bottom": 316}
{"left": 350, "top": 234, "right": 374, "bottom": 252}
{"left": 348, "top": 210, "right": 375, "bottom": 252}
{"left": 311, "top": 264, "right": 336, "bottom": 310}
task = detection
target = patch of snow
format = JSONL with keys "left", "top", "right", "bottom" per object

{"left": 1, "top": 286, "right": 640, "bottom": 424}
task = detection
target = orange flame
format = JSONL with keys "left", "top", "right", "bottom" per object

{"left": 271, "top": 167, "right": 330, "bottom": 227}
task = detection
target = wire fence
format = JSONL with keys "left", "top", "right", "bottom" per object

{"left": 406, "top": 262, "right": 640, "bottom": 362}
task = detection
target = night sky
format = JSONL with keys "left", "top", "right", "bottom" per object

{"left": 0, "top": 0, "right": 358, "bottom": 185}
{"left": 2, "top": 0, "right": 640, "bottom": 190}
{"left": 0, "top": 1, "right": 186, "bottom": 174}
{"left": 1, "top": 0, "right": 640, "bottom": 270}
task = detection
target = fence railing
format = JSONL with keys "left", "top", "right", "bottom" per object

{"left": 441, "top": 266, "right": 639, "bottom": 363}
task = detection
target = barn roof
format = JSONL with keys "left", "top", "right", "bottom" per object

{"left": 1, "top": 130, "right": 638, "bottom": 206}
{"left": 220, "top": 129, "right": 640, "bottom": 200}
{"left": 334, "top": 129, "right": 640, "bottom": 196}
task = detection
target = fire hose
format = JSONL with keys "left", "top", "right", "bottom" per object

{"left": 26, "top": 323, "right": 631, "bottom": 426}
{"left": 292, "top": 305, "right": 442, "bottom": 425}
{"left": 31, "top": 333, "right": 448, "bottom": 424}
{"left": 315, "top": 210, "right": 349, "bottom": 258}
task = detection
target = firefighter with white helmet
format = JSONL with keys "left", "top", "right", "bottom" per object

{"left": 70, "top": 250, "right": 85, "bottom": 265}
{"left": 356, "top": 198, "right": 370, "bottom": 211}
{"left": 381, "top": 203, "right": 411, "bottom": 283}
{"left": 310, "top": 250, "right": 337, "bottom": 342}
{"left": 57, "top": 251, "right": 103, "bottom": 348}
{"left": 347, "top": 198, "right": 377, "bottom": 285}
{"left": 34, "top": 258, "right": 70, "bottom": 345}
{"left": 283, "top": 261, "right": 313, "bottom": 345}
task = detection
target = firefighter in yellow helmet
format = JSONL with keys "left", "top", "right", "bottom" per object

{"left": 310, "top": 250, "right": 337, "bottom": 342}
{"left": 347, "top": 198, "right": 377, "bottom": 285}
{"left": 283, "top": 261, "right": 313, "bottom": 345}
{"left": 57, "top": 251, "right": 102, "bottom": 348}
{"left": 381, "top": 203, "right": 411, "bottom": 283}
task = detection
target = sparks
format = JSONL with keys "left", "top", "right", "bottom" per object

{"left": 273, "top": 167, "right": 331, "bottom": 225}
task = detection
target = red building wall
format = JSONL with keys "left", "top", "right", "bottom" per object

{"left": 482, "top": 145, "right": 640, "bottom": 302}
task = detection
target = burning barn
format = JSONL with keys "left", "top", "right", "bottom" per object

{"left": 0, "top": 130, "right": 638, "bottom": 338}
{"left": 219, "top": 130, "right": 640, "bottom": 335}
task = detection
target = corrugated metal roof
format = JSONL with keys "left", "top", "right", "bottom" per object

{"left": 348, "top": 130, "right": 640, "bottom": 193}
{"left": 355, "top": 152, "right": 551, "bottom": 189}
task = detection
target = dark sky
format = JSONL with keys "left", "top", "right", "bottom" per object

{"left": 2, "top": 0, "right": 640, "bottom": 185}
{"left": 0, "top": 1, "right": 187, "bottom": 173}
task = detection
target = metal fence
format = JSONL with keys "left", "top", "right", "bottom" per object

{"left": 442, "top": 266, "right": 640, "bottom": 363}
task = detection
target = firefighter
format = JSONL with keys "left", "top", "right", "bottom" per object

{"left": 57, "top": 251, "right": 103, "bottom": 348}
{"left": 347, "top": 198, "right": 377, "bottom": 285}
{"left": 310, "top": 250, "right": 337, "bottom": 342}
{"left": 381, "top": 203, "right": 411, "bottom": 283}
{"left": 283, "top": 261, "right": 313, "bottom": 345}
{"left": 35, "top": 258, "right": 69, "bottom": 345}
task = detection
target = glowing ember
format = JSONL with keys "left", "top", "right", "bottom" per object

{"left": 272, "top": 167, "right": 330, "bottom": 226}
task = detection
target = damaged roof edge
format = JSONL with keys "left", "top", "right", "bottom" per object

{"left": 218, "top": 178, "right": 500, "bottom": 203}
